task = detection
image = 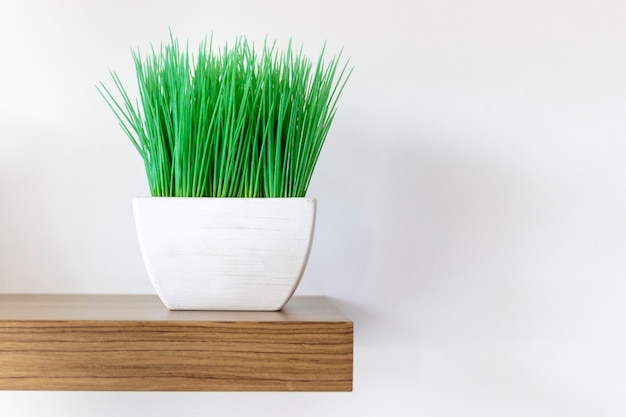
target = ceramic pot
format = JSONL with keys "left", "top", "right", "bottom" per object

{"left": 133, "top": 197, "right": 316, "bottom": 310}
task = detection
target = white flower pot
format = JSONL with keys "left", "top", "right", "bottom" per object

{"left": 133, "top": 197, "right": 316, "bottom": 311}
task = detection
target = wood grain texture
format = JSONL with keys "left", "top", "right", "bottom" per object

{"left": 0, "top": 295, "right": 352, "bottom": 391}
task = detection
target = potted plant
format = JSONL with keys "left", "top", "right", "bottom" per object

{"left": 98, "top": 34, "right": 351, "bottom": 310}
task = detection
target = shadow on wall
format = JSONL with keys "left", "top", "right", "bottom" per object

{"left": 313, "top": 127, "right": 535, "bottom": 344}
{"left": 0, "top": 113, "right": 151, "bottom": 294}
{"left": 0, "top": 120, "right": 70, "bottom": 292}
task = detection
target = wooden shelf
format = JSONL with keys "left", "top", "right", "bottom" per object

{"left": 0, "top": 295, "right": 352, "bottom": 392}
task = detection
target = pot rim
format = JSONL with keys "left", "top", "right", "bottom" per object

{"left": 133, "top": 196, "right": 317, "bottom": 202}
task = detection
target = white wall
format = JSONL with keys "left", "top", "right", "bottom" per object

{"left": 1, "top": 0, "right": 625, "bottom": 415}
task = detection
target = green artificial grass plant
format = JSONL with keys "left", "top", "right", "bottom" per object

{"left": 98, "top": 34, "right": 351, "bottom": 198}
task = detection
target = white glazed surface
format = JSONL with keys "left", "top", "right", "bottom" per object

{"left": 133, "top": 198, "right": 316, "bottom": 310}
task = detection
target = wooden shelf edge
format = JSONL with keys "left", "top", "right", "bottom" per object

{"left": 0, "top": 295, "right": 353, "bottom": 392}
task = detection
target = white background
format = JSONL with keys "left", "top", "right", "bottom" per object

{"left": 1, "top": 0, "right": 626, "bottom": 416}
